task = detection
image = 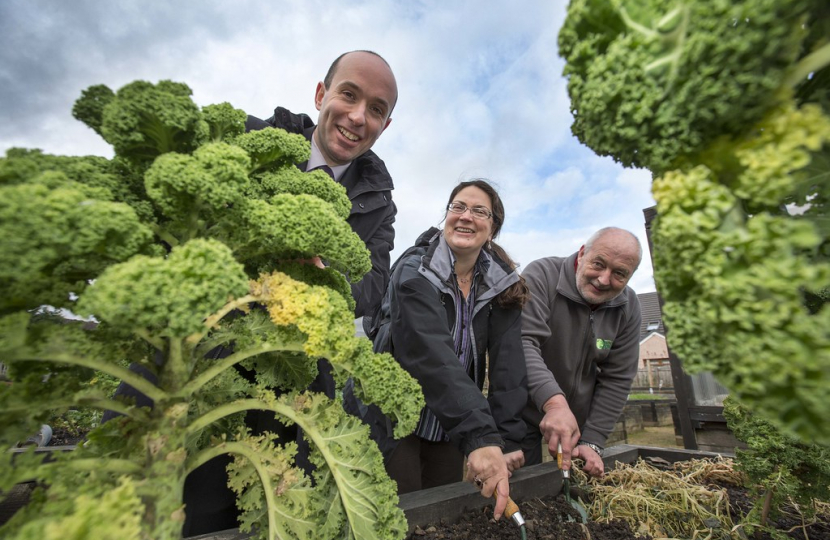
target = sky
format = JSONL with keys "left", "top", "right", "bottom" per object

{"left": 0, "top": 0, "right": 658, "bottom": 294}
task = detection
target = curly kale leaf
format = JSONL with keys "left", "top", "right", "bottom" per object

{"left": 252, "top": 272, "right": 423, "bottom": 436}
{"left": 341, "top": 339, "right": 424, "bottom": 438}
{"left": 71, "top": 84, "right": 116, "bottom": 138}
{"left": 200, "top": 102, "right": 248, "bottom": 143}
{"left": 269, "top": 260, "right": 356, "bottom": 312}
{"left": 221, "top": 194, "right": 371, "bottom": 281}
{"left": 558, "top": 0, "right": 813, "bottom": 173}
{"left": 231, "top": 127, "right": 311, "bottom": 174}
{"left": 2, "top": 147, "right": 157, "bottom": 224}
{"left": 218, "top": 308, "right": 319, "bottom": 392}
{"left": 144, "top": 142, "right": 251, "bottom": 242}
{"left": 77, "top": 238, "right": 249, "bottom": 339}
{"left": 0, "top": 313, "right": 149, "bottom": 451}
{"left": 81, "top": 80, "right": 205, "bottom": 166}
{"left": 251, "top": 166, "right": 351, "bottom": 221}
{"left": 228, "top": 392, "right": 407, "bottom": 540}
{"left": 724, "top": 397, "right": 830, "bottom": 526}
{"left": 652, "top": 103, "right": 830, "bottom": 443}
{"left": 0, "top": 475, "right": 144, "bottom": 540}
{"left": 0, "top": 177, "right": 153, "bottom": 314}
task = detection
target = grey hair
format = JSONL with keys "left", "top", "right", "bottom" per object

{"left": 584, "top": 227, "right": 643, "bottom": 268}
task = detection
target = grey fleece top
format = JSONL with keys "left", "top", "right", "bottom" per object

{"left": 521, "top": 253, "right": 642, "bottom": 447}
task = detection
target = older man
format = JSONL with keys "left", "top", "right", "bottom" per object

{"left": 520, "top": 227, "right": 642, "bottom": 477}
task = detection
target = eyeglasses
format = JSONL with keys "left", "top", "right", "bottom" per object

{"left": 447, "top": 202, "right": 492, "bottom": 220}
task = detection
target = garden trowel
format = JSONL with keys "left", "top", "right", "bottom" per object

{"left": 475, "top": 476, "right": 527, "bottom": 538}
{"left": 557, "top": 441, "right": 571, "bottom": 500}
{"left": 558, "top": 442, "right": 589, "bottom": 523}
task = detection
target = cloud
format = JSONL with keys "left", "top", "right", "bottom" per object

{"left": 1, "top": 0, "right": 658, "bottom": 295}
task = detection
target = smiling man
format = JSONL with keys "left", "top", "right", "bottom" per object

{"left": 519, "top": 227, "right": 642, "bottom": 478}
{"left": 246, "top": 50, "right": 398, "bottom": 318}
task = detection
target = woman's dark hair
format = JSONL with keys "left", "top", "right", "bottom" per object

{"left": 446, "top": 179, "right": 530, "bottom": 308}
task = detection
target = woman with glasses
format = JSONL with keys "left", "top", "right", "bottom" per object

{"left": 356, "top": 179, "right": 529, "bottom": 517}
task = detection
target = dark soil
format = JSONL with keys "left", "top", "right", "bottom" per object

{"left": 407, "top": 493, "right": 644, "bottom": 540}
{"left": 723, "top": 486, "right": 830, "bottom": 540}
{"left": 407, "top": 487, "right": 830, "bottom": 540}
{"left": 47, "top": 427, "right": 86, "bottom": 446}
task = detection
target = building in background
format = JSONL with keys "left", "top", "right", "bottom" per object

{"left": 636, "top": 292, "right": 672, "bottom": 394}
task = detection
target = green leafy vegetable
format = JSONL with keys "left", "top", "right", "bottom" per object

{"left": 724, "top": 397, "right": 830, "bottom": 532}
{"left": 558, "top": 0, "right": 815, "bottom": 174}
{"left": 558, "top": 0, "right": 830, "bottom": 443}
{"left": 0, "top": 79, "right": 424, "bottom": 540}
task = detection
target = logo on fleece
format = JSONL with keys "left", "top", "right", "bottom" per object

{"left": 596, "top": 339, "right": 613, "bottom": 350}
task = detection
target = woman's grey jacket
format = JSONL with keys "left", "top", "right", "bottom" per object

{"left": 357, "top": 227, "right": 527, "bottom": 460}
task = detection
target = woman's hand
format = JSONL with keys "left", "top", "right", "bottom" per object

{"left": 464, "top": 446, "right": 511, "bottom": 520}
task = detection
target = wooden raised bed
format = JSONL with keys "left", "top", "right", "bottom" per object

{"left": 399, "top": 444, "right": 729, "bottom": 533}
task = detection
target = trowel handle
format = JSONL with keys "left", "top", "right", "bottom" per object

{"left": 477, "top": 478, "right": 526, "bottom": 528}
{"left": 557, "top": 442, "right": 570, "bottom": 478}
{"left": 503, "top": 496, "right": 526, "bottom": 528}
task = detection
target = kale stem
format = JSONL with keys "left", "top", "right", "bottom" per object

{"left": 15, "top": 353, "right": 167, "bottom": 403}
{"left": 784, "top": 41, "right": 830, "bottom": 90}
{"left": 163, "top": 337, "right": 189, "bottom": 391}
{"left": 187, "top": 442, "right": 279, "bottom": 540}
{"left": 87, "top": 398, "right": 136, "bottom": 418}
{"left": 151, "top": 224, "right": 179, "bottom": 248}
{"left": 760, "top": 486, "right": 774, "bottom": 526}
{"left": 185, "top": 398, "right": 288, "bottom": 437}
{"left": 135, "top": 328, "right": 165, "bottom": 351}
{"left": 618, "top": 6, "right": 658, "bottom": 39}
{"left": 177, "top": 341, "right": 304, "bottom": 398}
{"left": 190, "top": 294, "right": 259, "bottom": 342}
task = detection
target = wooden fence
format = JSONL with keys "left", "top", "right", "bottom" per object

{"left": 630, "top": 366, "right": 674, "bottom": 395}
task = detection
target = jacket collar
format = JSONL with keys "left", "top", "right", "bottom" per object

{"left": 304, "top": 125, "right": 394, "bottom": 197}
{"left": 416, "top": 228, "right": 518, "bottom": 302}
{"left": 269, "top": 106, "right": 394, "bottom": 197}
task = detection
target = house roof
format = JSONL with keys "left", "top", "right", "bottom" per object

{"left": 637, "top": 291, "right": 664, "bottom": 339}
{"left": 639, "top": 331, "right": 666, "bottom": 345}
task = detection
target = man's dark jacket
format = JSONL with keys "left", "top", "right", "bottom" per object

{"left": 246, "top": 107, "right": 397, "bottom": 318}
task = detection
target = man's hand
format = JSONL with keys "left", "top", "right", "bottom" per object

{"left": 465, "top": 446, "right": 511, "bottom": 520}
{"left": 504, "top": 449, "right": 525, "bottom": 475}
{"left": 540, "top": 394, "right": 580, "bottom": 472}
{"left": 298, "top": 256, "right": 326, "bottom": 269}
{"left": 574, "top": 443, "right": 604, "bottom": 477}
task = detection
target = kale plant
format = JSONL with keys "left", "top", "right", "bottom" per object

{"left": 558, "top": 0, "right": 830, "bottom": 443}
{"left": 724, "top": 397, "right": 830, "bottom": 535}
{"left": 0, "top": 80, "right": 424, "bottom": 540}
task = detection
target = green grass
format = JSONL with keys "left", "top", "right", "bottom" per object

{"left": 628, "top": 393, "right": 671, "bottom": 400}
{"left": 619, "top": 426, "right": 683, "bottom": 448}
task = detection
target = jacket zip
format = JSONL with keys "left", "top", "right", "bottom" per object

{"left": 570, "top": 309, "right": 595, "bottom": 402}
